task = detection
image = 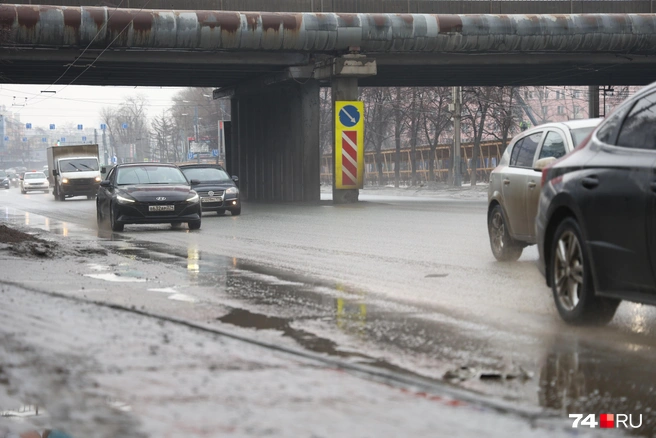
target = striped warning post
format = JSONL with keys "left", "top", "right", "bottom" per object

{"left": 341, "top": 130, "right": 358, "bottom": 186}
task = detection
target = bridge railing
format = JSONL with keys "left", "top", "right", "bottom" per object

{"left": 321, "top": 140, "right": 505, "bottom": 186}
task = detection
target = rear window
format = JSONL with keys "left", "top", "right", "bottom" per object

{"left": 570, "top": 126, "right": 596, "bottom": 147}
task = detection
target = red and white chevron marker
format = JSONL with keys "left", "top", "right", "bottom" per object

{"left": 341, "top": 130, "right": 358, "bottom": 186}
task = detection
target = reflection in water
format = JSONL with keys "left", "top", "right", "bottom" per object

{"left": 539, "top": 336, "right": 656, "bottom": 436}
{"left": 44, "top": 218, "right": 50, "bottom": 232}
{"left": 630, "top": 306, "right": 649, "bottom": 335}
{"left": 187, "top": 246, "right": 200, "bottom": 276}
{"left": 24, "top": 212, "right": 29, "bottom": 226}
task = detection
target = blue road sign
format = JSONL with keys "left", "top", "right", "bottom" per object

{"left": 111, "top": 156, "right": 117, "bottom": 164}
{"left": 22, "top": 137, "right": 27, "bottom": 142}
{"left": 211, "top": 149, "right": 219, "bottom": 157}
{"left": 26, "top": 123, "right": 32, "bottom": 129}
{"left": 42, "top": 138, "right": 47, "bottom": 142}
{"left": 122, "top": 123, "right": 128, "bottom": 129}
{"left": 100, "top": 123, "right": 107, "bottom": 130}
{"left": 188, "top": 152, "right": 196, "bottom": 160}
{"left": 61, "top": 137, "right": 66, "bottom": 142}
{"left": 339, "top": 104, "right": 361, "bottom": 128}
{"left": 49, "top": 124, "right": 55, "bottom": 130}
{"left": 77, "top": 124, "right": 83, "bottom": 130}
{"left": 4, "top": 136, "right": 8, "bottom": 141}
{"left": 82, "top": 136, "right": 87, "bottom": 141}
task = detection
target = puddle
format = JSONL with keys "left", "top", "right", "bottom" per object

{"left": 168, "top": 293, "right": 198, "bottom": 303}
{"left": 84, "top": 273, "right": 147, "bottom": 283}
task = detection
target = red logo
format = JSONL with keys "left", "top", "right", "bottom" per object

{"left": 600, "top": 414, "right": 615, "bottom": 429}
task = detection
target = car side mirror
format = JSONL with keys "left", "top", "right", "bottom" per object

{"left": 189, "top": 179, "right": 200, "bottom": 186}
{"left": 231, "top": 175, "right": 239, "bottom": 183}
{"left": 100, "top": 180, "right": 111, "bottom": 187}
{"left": 534, "top": 157, "right": 556, "bottom": 172}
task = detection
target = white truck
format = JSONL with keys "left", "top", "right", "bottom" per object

{"left": 46, "top": 144, "right": 101, "bottom": 201}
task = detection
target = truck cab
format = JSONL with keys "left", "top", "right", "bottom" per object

{"left": 47, "top": 145, "right": 102, "bottom": 201}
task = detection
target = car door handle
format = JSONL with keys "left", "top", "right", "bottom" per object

{"left": 528, "top": 181, "right": 537, "bottom": 189}
{"left": 581, "top": 176, "right": 599, "bottom": 189}
{"left": 503, "top": 179, "right": 511, "bottom": 185}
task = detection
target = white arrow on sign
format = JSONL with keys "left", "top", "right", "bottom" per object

{"left": 340, "top": 107, "right": 356, "bottom": 124}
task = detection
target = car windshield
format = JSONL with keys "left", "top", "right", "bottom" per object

{"left": 24, "top": 172, "right": 46, "bottom": 179}
{"left": 181, "top": 167, "right": 230, "bottom": 182}
{"left": 116, "top": 166, "right": 188, "bottom": 185}
{"left": 570, "top": 126, "right": 596, "bottom": 147}
{"left": 60, "top": 158, "right": 99, "bottom": 172}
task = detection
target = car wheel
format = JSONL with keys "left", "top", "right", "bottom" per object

{"left": 188, "top": 219, "right": 201, "bottom": 230}
{"left": 488, "top": 205, "right": 522, "bottom": 262}
{"left": 550, "top": 218, "right": 620, "bottom": 325}
{"left": 230, "top": 206, "right": 241, "bottom": 216}
{"left": 109, "top": 204, "right": 124, "bottom": 232}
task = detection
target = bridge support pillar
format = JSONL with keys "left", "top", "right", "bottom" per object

{"left": 331, "top": 77, "right": 360, "bottom": 204}
{"left": 226, "top": 80, "right": 320, "bottom": 202}
{"left": 317, "top": 54, "right": 377, "bottom": 204}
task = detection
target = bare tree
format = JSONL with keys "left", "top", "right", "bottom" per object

{"left": 462, "top": 87, "right": 493, "bottom": 186}
{"left": 361, "top": 88, "right": 393, "bottom": 185}
{"left": 421, "top": 87, "right": 451, "bottom": 184}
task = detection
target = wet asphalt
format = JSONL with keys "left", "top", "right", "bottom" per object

{"left": 1, "top": 187, "right": 655, "bottom": 436}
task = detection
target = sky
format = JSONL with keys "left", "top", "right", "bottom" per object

{"left": 0, "top": 84, "right": 188, "bottom": 131}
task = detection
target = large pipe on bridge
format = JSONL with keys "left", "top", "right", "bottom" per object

{"left": 1, "top": 5, "right": 656, "bottom": 55}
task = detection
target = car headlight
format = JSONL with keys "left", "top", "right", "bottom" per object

{"left": 186, "top": 193, "right": 199, "bottom": 203}
{"left": 225, "top": 187, "right": 239, "bottom": 195}
{"left": 116, "top": 194, "right": 135, "bottom": 204}
{"left": 61, "top": 178, "right": 69, "bottom": 184}
{"left": 95, "top": 176, "right": 102, "bottom": 182}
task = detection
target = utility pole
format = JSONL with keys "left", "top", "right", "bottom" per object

{"left": 452, "top": 86, "right": 462, "bottom": 187}
{"left": 194, "top": 105, "right": 200, "bottom": 163}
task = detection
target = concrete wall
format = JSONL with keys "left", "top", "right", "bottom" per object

{"left": 229, "top": 80, "right": 320, "bottom": 202}
{"left": 5, "top": 1, "right": 654, "bottom": 13}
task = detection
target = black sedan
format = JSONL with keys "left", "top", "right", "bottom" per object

{"left": 537, "top": 81, "right": 656, "bottom": 325}
{"left": 179, "top": 164, "right": 241, "bottom": 216}
{"left": 96, "top": 163, "right": 201, "bottom": 232}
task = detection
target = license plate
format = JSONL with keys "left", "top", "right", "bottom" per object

{"left": 149, "top": 205, "right": 175, "bottom": 212}
{"left": 202, "top": 197, "right": 222, "bottom": 203}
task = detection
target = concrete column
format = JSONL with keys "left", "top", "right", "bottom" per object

{"left": 331, "top": 77, "right": 360, "bottom": 204}
{"left": 228, "top": 80, "right": 320, "bottom": 202}
{"left": 588, "top": 86, "right": 600, "bottom": 118}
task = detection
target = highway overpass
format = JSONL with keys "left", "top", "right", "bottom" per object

{"left": 2, "top": 5, "right": 656, "bottom": 202}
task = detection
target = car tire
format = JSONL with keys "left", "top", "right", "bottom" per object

{"left": 188, "top": 219, "right": 201, "bottom": 230}
{"left": 109, "top": 204, "right": 124, "bottom": 232}
{"left": 488, "top": 205, "right": 523, "bottom": 262}
{"left": 550, "top": 217, "right": 620, "bottom": 325}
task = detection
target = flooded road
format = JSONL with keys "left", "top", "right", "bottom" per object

{"left": 1, "top": 188, "right": 655, "bottom": 435}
